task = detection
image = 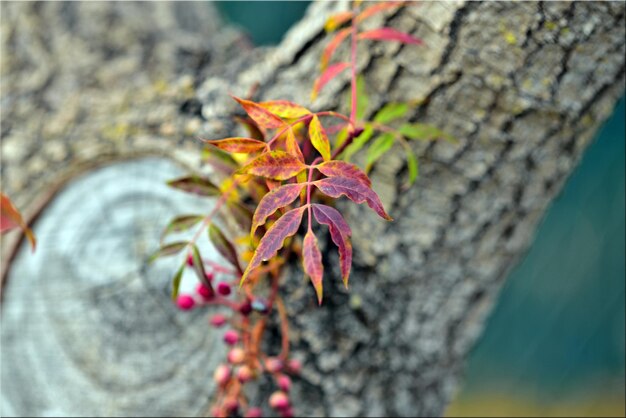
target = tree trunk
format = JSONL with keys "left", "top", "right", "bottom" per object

{"left": 1, "top": 1, "right": 624, "bottom": 417}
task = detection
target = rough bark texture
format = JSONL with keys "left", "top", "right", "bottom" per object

{"left": 1, "top": 1, "right": 624, "bottom": 417}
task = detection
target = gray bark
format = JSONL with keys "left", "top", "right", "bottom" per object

{"left": 1, "top": 1, "right": 624, "bottom": 417}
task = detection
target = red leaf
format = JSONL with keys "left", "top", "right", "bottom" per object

{"left": 314, "top": 176, "right": 392, "bottom": 221}
{"left": 239, "top": 150, "right": 307, "bottom": 180}
{"left": 241, "top": 206, "right": 306, "bottom": 284}
{"left": 316, "top": 160, "right": 371, "bottom": 187}
{"left": 312, "top": 204, "right": 352, "bottom": 288}
{"left": 205, "top": 137, "right": 267, "bottom": 154}
{"left": 311, "top": 62, "right": 350, "bottom": 100}
{"left": 357, "top": 28, "right": 423, "bottom": 45}
{"left": 309, "top": 115, "right": 331, "bottom": 161}
{"left": 251, "top": 183, "right": 305, "bottom": 236}
{"left": 356, "top": 1, "right": 405, "bottom": 23}
{"left": 259, "top": 100, "right": 311, "bottom": 119}
{"left": 324, "top": 11, "right": 353, "bottom": 32}
{"left": 1, "top": 193, "right": 36, "bottom": 250}
{"left": 232, "top": 96, "right": 285, "bottom": 129}
{"left": 321, "top": 28, "right": 351, "bottom": 71}
{"left": 303, "top": 228, "right": 324, "bottom": 305}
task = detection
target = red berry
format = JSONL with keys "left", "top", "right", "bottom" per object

{"left": 223, "top": 330, "right": 239, "bottom": 346}
{"left": 269, "top": 391, "right": 290, "bottom": 410}
{"left": 245, "top": 407, "right": 263, "bottom": 418}
{"left": 281, "top": 407, "right": 294, "bottom": 418}
{"left": 227, "top": 347, "right": 245, "bottom": 365}
{"left": 209, "top": 314, "right": 227, "bottom": 327}
{"left": 265, "top": 357, "right": 283, "bottom": 373}
{"left": 287, "top": 359, "right": 302, "bottom": 375}
{"left": 213, "top": 364, "right": 231, "bottom": 386}
{"left": 237, "top": 365, "right": 253, "bottom": 383}
{"left": 223, "top": 397, "right": 239, "bottom": 414}
{"left": 239, "top": 300, "right": 253, "bottom": 316}
{"left": 196, "top": 283, "right": 214, "bottom": 300}
{"left": 277, "top": 374, "right": 291, "bottom": 392}
{"left": 176, "top": 294, "right": 195, "bottom": 311}
{"left": 217, "top": 282, "right": 231, "bottom": 296}
{"left": 186, "top": 254, "right": 194, "bottom": 266}
{"left": 206, "top": 271, "right": 214, "bottom": 282}
{"left": 210, "top": 407, "right": 224, "bottom": 418}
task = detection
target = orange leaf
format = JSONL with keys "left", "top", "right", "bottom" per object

{"left": 232, "top": 96, "right": 285, "bottom": 129}
{"left": 259, "top": 100, "right": 311, "bottom": 119}
{"left": 251, "top": 183, "right": 305, "bottom": 236}
{"left": 308, "top": 115, "right": 331, "bottom": 161}
{"left": 324, "top": 11, "right": 353, "bottom": 32}
{"left": 303, "top": 228, "right": 324, "bottom": 305}
{"left": 205, "top": 137, "right": 267, "bottom": 153}
{"left": 321, "top": 28, "right": 351, "bottom": 71}
{"left": 0, "top": 193, "right": 36, "bottom": 251}
{"left": 285, "top": 128, "right": 305, "bottom": 163}
{"left": 239, "top": 151, "right": 307, "bottom": 180}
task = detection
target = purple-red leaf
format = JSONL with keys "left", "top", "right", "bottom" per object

{"left": 309, "top": 115, "right": 331, "bottom": 161}
{"left": 357, "top": 28, "right": 423, "bottom": 45}
{"left": 316, "top": 160, "right": 371, "bottom": 187}
{"left": 148, "top": 241, "right": 187, "bottom": 263}
{"left": 303, "top": 228, "right": 324, "bottom": 305}
{"left": 311, "top": 62, "right": 350, "bottom": 100}
{"left": 312, "top": 204, "right": 352, "bottom": 288}
{"left": 241, "top": 206, "right": 306, "bottom": 284}
{"left": 232, "top": 96, "right": 285, "bottom": 129}
{"left": 204, "top": 137, "right": 267, "bottom": 154}
{"left": 191, "top": 244, "right": 212, "bottom": 289}
{"left": 209, "top": 224, "right": 242, "bottom": 273}
{"left": 321, "top": 28, "right": 351, "bottom": 71}
{"left": 314, "top": 176, "right": 392, "bottom": 221}
{"left": 252, "top": 183, "right": 305, "bottom": 236}
{"left": 239, "top": 150, "right": 307, "bottom": 180}
{"left": 259, "top": 100, "right": 311, "bottom": 119}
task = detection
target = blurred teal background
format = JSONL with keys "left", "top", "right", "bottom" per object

{"left": 215, "top": 2, "right": 626, "bottom": 416}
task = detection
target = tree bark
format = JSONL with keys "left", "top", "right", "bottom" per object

{"left": 1, "top": 1, "right": 624, "bottom": 417}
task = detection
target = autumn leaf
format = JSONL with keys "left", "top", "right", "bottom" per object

{"left": 321, "top": 28, "right": 351, "bottom": 71}
{"left": 324, "top": 11, "right": 353, "bottom": 32}
{"left": 160, "top": 215, "right": 204, "bottom": 243}
{"left": 309, "top": 115, "right": 331, "bottom": 161}
{"left": 209, "top": 224, "right": 242, "bottom": 273}
{"left": 168, "top": 176, "right": 220, "bottom": 197}
{"left": 312, "top": 204, "right": 352, "bottom": 288}
{"left": 251, "top": 183, "right": 305, "bottom": 236}
{"left": 240, "top": 206, "right": 306, "bottom": 284}
{"left": 232, "top": 96, "right": 285, "bottom": 129}
{"left": 239, "top": 150, "right": 307, "bottom": 180}
{"left": 191, "top": 243, "right": 212, "bottom": 288}
{"left": 314, "top": 176, "right": 392, "bottom": 221}
{"left": 357, "top": 28, "right": 423, "bottom": 45}
{"left": 148, "top": 241, "right": 188, "bottom": 262}
{"left": 303, "top": 228, "right": 324, "bottom": 305}
{"left": 0, "top": 193, "right": 36, "bottom": 250}
{"left": 356, "top": 1, "right": 405, "bottom": 23}
{"left": 284, "top": 127, "right": 305, "bottom": 162}
{"left": 204, "top": 137, "right": 267, "bottom": 154}
{"left": 316, "top": 160, "right": 371, "bottom": 187}
{"left": 259, "top": 100, "right": 311, "bottom": 119}
{"left": 311, "top": 62, "right": 350, "bottom": 100}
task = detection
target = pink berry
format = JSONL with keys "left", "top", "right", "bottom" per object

{"left": 186, "top": 254, "right": 194, "bottom": 266}
{"left": 206, "top": 271, "right": 214, "bottom": 282}
{"left": 269, "top": 391, "right": 290, "bottom": 410}
{"left": 223, "top": 397, "right": 239, "bottom": 413}
{"left": 217, "top": 282, "right": 231, "bottom": 296}
{"left": 223, "top": 330, "right": 239, "bottom": 346}
{"left": 209, "top": 314, "right": 227, "bottom": 327}
{"left": 281, "top": 407, "right": 294, "bottom": 418}
{"left": 265, "top": 357, "right": 283, "bottom": 373}
{"left": 213, "top": 364, "right": 231, "bottom": 386}
{"left": 237, "top": 365, "right": 253, "bottom": 383}
{"left": 287, "top": 359, "right": 302, "bottom": 375}
{"left": 227, "top": 347, "right": 246, "bottom": 365}
{"left": 277, "top": 374, "right": 291, "bottom": 392}
{"left": 176, "top": 294, "right": 195, "bottom": 311}
{"left": 245, "top": 407, "right": 263, "bottom": 418}
{"left": 196, "top": 283, "right": 214, "bottom": 300}
{"left": 210, "top": 407, "right": 224, "bottom": 418}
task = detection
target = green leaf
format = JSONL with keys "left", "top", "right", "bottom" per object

{"left": 168, "top": 176, "right": 220, "bottom": 197}
{"left": 404, "top": 145, "right": 419, "bottom": 187}
{"left": 374, "top": 102, "right": 409, "bottom": 124}
{"left": 399, "top": 123, "right": 455, "bottom": 142}
{"left": 366, "top": 133, "right": 395, "bottom": 169}
{"left": 161, "top": 215, "right": 204, "bottom": 242}
{"left": 149, "top": 242, "right": 188, "bottom": 263}
{"left": 191, "top": 244, "right": 210, "bottom": 287}
{"left": 171, "top": 264, "right": 185, "bottom": 301}
{"left": 342, "top": 124, "right": 374, "bottom": 161}
{"left": 209, "top": 224, "right": 242, "bottom": 273}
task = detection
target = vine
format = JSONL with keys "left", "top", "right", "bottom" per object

{"left": 151, "top": 2, "right": 450, "bottom": 416}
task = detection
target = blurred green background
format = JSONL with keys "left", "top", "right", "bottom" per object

{"left": 216, "top": 2, "right": 626, "bottom": 416}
